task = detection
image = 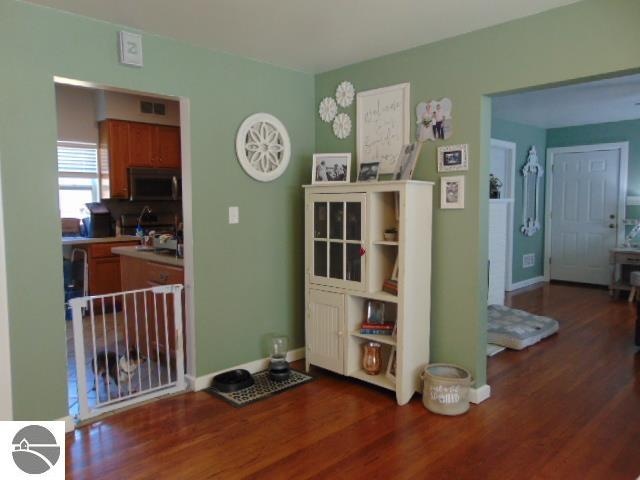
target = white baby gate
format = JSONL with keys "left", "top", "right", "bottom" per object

{"left": 69, "top": 284, "right": 186, "bottom": 421}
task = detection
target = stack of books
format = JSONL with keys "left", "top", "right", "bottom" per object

{"left": 382, "top": 279, "right": 398, "bottom": 295}
{"left": 360, "top": 322, "right": 395, "bottom": 335}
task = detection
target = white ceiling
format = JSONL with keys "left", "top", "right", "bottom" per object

{"left": 25, "top": 0, "right": 580, "bottom": 73}
{"left": 492, "top": 74, "right": 640, "bottom": 129}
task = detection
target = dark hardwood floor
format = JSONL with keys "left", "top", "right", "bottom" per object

{"left": 66, "top": 283, "right": 640, "bottom": 479}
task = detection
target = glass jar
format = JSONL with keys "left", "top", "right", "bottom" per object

{"left": 362, "top": 342, "right": 382, "bottom": 375}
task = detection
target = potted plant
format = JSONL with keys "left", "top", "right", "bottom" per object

{"left": 489, "top": 174, "right": 503, "bottom": 199}
{"left": 384, "top": 228, "right": 398, "bottom": 241}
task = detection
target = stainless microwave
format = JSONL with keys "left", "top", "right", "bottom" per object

{"left": 129, "top": 168, "right": 181, "bottom": 201}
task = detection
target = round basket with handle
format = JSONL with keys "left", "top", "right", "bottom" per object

{"left": 420, "top": 363, "right": 472, "bottom": 415}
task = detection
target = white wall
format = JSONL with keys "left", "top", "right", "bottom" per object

{"left": 55, "top": 84, "right": 99, "bottom": 144}
{"left": 95, "top": 90, "right": 180, "bottom": 126}
{"left": 0, "top": 155, "right": 13, "bottom": 420}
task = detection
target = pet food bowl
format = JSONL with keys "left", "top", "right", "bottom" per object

{"left": 212, "top": 369, "right": 254, "bottom": 393}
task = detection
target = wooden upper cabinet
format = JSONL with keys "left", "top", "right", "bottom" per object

{"left": 99, "top": 120, "right": 181, "bottom": 199}
{"left": 128, "top": 122, "right": 154, "bottom": 167}
{"left": 99, "top": 120, "right": 130, "bottom": 199}
{"left": 154, "top": 126, "right": 181, "bottom": 169}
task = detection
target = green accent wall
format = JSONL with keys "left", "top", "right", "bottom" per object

{"left": 492, "top": 119, "right": 547, "bottom": 284}
{"left": 548, "top": 119, "right": 640, "bottom": 222}
{"left": 0, "top": 0, "right": 314, "bottom": 420}
{"left": 315, "top": 0, "right": 640, "bottom": 387}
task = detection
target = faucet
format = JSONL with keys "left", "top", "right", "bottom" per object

{"left": 136, "top": 205, "right": 152, "bottom": 237}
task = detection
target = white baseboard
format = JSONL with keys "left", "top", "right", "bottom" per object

{"left": 58, "top": 415, "right": 75, "bottom": 433}
{"left": 507, "top": 276, "right": 546, "bottom": 292}
{"left": 193, "top": 347, "right": 306, "bottom": 391}
{"left": 469, "top": 384, "right": 491, "bottom": 404}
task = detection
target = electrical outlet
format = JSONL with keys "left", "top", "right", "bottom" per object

{"left": 523, "top": 253, "right": 535, "bottom": 268}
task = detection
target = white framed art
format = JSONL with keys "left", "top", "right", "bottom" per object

{"left": 441, "top": 175, "right": 465, "bottom": 209}
{"left": 437, "top": 144, "right": 468, "bottom": 172}
{"left": 356, "top": 83, "right": 410, "bottom": 175}
{"left": 312, "top": 153, "right": 351, "bottom": 184}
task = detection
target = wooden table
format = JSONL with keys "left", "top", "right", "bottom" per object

{"left": 609, "top": 248, "right": 640, "bottom": 299}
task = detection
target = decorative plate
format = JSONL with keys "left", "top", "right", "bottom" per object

{"left": 235, "top": 113, "right": 291, "bottom": 182}
{"left": 335, "top": 81, "right": 355, "bottom": 108}
{"left": 333, "top": 113, "right": 352, "bottom": 139}
{"left": 319, "top": 97, "right": 337, "bottom": 123}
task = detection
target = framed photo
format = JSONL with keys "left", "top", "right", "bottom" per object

{"left": 441, "top": 175, "right": 465, "bottom": 209}
{"left": 357, "top": 162, "right": 380, "bottom": 182}
{"left": 437, "top": 144, "right": 468, "bottom": 172}
{"left": 357, "top": 83, "right": 410, "bottom": 174}
{"left": 386, "top": 347, "right": 397, "bottom": 384}
{"left": 393, "top": 142, "right": 422, "bottom": 180}
{"left": 365, "top": 300, "right": 385, "bottom": 325}
{"left": 312, "top": 153, "right": 351, "bottom": 184}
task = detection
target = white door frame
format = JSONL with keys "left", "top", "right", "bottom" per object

{"left": 0, "top": 153, "right": 14, "bottom": 420}
{"left": 544, "top": 142, "right": 629, "bottom": 281}
{"left": 490, "top": 138, "right": 516, "bottom": 290}
{"left": 53, "top": 76, "right": 197, "bottom": 388}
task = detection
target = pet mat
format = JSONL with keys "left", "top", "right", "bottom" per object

{"left": 204, "top": 369, "right": 313, "bottom": 407}
{"left": 488, "top": 304, "right": 559, "bottom": 350}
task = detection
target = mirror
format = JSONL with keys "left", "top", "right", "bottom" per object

{"left": 521, "top": 146, "right": 544, "bottom": 236}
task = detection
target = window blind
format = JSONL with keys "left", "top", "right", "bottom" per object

{"left": 57, "top": 141, "right": 98, "bottom": 175}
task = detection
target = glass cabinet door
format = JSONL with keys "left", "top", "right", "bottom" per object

{"left": 309, "top": 193, "right": 366, "bottom": 290}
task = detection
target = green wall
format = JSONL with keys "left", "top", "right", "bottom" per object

{"left": 315, "top": 0, "right": 640, "bottom": 386}
{"left": 0, "top": 0, "right": 314, "bottom": 420}
{"left": 492, "top": 119, "right": 547, "bottom": 284}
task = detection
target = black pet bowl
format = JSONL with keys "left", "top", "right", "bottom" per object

{"left": 212, "top": 369, "right": 254, "bottom": 393}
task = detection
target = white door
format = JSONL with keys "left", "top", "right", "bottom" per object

{"left": 550, "top": 148, "right": 621, "bottom": 285}
{"left": 306, "top": 289, "right": 344, "bottom": 374}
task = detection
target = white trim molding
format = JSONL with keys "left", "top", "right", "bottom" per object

{"left": 58, "top": 415, "right": 75, "bottom": 433}
{"left": 469, "top": 384, "right": 491, "bottom": 404}
{"left": 507, "top": 275, "right": 546, "bottom": 292}
{"left": 626, "top": 196, "right": 640, "bottom": 206}
{"left": 544, "top": 142, "right": 629, "bottom": 281}
{"left": 192, "top": 347, "right": 306, "bottom": 391}
{"left": 0, "top": 155, "right": 12, "bottom": 421}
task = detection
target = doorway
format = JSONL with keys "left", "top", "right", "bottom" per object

{"left": 545, "top": 143, "right": 628, "bottom": 285}
{"left": 54, "top": 77, "right": 195, "bottom": 422}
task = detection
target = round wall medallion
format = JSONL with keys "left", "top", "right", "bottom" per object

{"left": 333, "top": 113, "right": 352, "bottom": 139}
{"left": 335, "top": 81, "right": 355, "bottom": 108}
{"left": 236, "top": 113, "right": 291, "bottom": 182}
{"left": 319, "top": 97, "right": 338, "bottom": 123}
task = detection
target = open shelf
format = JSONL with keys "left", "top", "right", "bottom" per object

{"left": 373, "top": 240, "right": 399, "bottom": 246}
{"left": 350, "top": 331, "right": 396, "bottom": 346}
{"left": 350, "top": 369, "right": 395, "bottom": 391}
{"left": 349, "top": 290, "right": 398, "bottom": 303}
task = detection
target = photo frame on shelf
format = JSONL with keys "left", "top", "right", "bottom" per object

{"left": 441, "top": 175, "right": 465, "bottom": 209}
{"left": 357, "top": 162, "right": 380, "bottom": 182}
{"left": 312, "top": 153, "right": 351, "bottom": 184}
{"left": 386, "top": 347, "right": 397, "bottom": 384}
{"left": 394, "top": 142, "right": 422, "bottom": 180}
{"left": 437, "top": 144, "right": 468, "bottom": 172}
{"left": 356, "top": 83, "right": 410, "bottom": 174}
{"left": 365, "top": 300, "right": 385, "bottom": 324}
{"left": 391, "top": 256, "right": 399, "bottom": 281}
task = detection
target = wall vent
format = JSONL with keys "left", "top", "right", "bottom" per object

{"left": 140, "top": 101, "right": 153, "bottom": 114}
{"left": 153, "top": 103, "right": 166, "bottom": 115}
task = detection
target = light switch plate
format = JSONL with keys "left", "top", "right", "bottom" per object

{"left": 229, "top": 206, "right": 239, "bottom": 224}
{"left": 119, "top": 31, "right": 143, "bottom": 67}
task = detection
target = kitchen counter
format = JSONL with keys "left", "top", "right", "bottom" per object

{"left": 62, "top": 235, "right": 140, "bottom": 246}
{"left": 112, "top": 245, "right": 184, "bottom": 268}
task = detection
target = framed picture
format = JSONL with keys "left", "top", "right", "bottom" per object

{"left": 365, "top": 300, "right": 385, "bottom": 324}
{"left": 312, "top": 153, "right": 351, "bottom": 184}
{"left": 386, "top": 347, "right": 397, "bottom": 384}
{"left": 356, "top": 83, "right": 410, "bottom": 174}
{"left": 441, "top": 175, "right": 465, "bottom": 209}
{"left": 394, "top": 142, "right": 422, "bottom": 180}
{"left": 357, "top": 162, "right": 380, "bottom": 182}
{"left": 437, "top": 144, "right": 468, "bottom": 172}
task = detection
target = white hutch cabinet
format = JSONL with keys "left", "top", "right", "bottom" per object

{"left": 304, "top": 181, "right": 433, "bottom": 405}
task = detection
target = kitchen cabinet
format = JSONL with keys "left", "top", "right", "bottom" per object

{"left": 119, "top": 254, "right": 185, "bottom": 363}
{"left": 99, "top": 119, "right": 181, "bottom": 199}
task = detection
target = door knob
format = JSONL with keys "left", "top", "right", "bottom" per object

{"left": 610, "top": 214, "right": 616, "bottom": 219}
{"left": 609, "top": 224, "right": 615, "bottom": 229}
